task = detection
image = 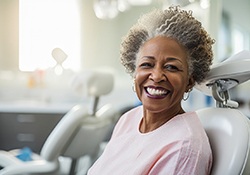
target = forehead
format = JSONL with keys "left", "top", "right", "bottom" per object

{"left": 139, "top": 36, "right": 187, "bottom": 60}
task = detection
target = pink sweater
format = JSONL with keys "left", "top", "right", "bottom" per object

{"left": 88, "top": 106, "right": 212, "bottom": 175}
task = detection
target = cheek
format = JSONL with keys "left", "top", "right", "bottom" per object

{"left": 134, "top": 71, "right": 149, "bottom": 95}
{"left": 134, "top": 74, "right": 143, "bottom": 92}
{"left": 169, "top": 74, "right": 189, "bottom": 91}
{"left": 134, "top": 70, "right": 149, "bottom": 84}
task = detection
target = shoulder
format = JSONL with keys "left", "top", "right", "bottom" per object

{"left": 118, "top": 105, "right": 143, "bottom": 123}
{"left": 111, "top": 105, "right": 143, "bottom": 136}
{"left": 165, "top": 111, "right": 210, "bottom": 150}
{"left": 179, "top": 111, "right": 207, "bottom": 137}
{"left": 172, "top": 111, "right": 204, "bottom": 133}
{"left": 167, "top": 111, "right": 201, "bottom": 131}
{"left": 176, "top": 112, "right": 212, "bottom": 159}
{"left": 157, "top": 112, "right": 212, "bottom": 174}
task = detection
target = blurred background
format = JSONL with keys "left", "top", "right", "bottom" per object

{"left": 0, "top": 0, "right": 249, "bottom": 152}
{"left": 0, "top": 0, "right": 249, "bottom": 110}
{"left": 0, "top": 1, "right": 250, "bottom": 174}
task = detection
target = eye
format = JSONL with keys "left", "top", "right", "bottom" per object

{"left": 139, "top": 62, "right": 153, "bottom": 68}
{"left": 165, "top": 64, "right": 179, "bottom": 71}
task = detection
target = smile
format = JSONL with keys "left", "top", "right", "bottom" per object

{"left": 146, "top": 87, "right": 169, "bottom": 96}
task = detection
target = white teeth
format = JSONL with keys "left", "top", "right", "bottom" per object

{"left": 147, "top": 87, "right": 167, "bottom": 96}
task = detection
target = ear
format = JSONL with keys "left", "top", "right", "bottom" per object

{"left": 185, "top": 77, "right": 195, "bottom": 92}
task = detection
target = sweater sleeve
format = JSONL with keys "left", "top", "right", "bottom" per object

{"left": 148, "top": 139, "right": 212, "bottom": 175}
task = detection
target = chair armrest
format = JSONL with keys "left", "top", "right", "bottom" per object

{"left": 0, "top": 159, "right": 58, "bottom": 175}
{"left": 0, "top": 150, "right": 22, "bottom": 167}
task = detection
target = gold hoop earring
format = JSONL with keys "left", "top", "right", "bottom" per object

{"left": 183, "top": 88, "right": 192, "bottom": 101}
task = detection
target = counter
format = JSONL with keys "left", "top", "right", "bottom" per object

{"left": 0, "top": 101, "right": 80, "bottom": 153}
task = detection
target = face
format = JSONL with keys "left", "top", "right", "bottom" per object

{"left": 134, "top": 36, "right": 194, "bottom": 114}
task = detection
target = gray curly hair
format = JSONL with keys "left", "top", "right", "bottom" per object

{"left": 120, "top": 6, "right": 215, "bottom": 84}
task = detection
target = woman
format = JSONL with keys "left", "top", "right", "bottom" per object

{"left": 88, "top": 6, "right": 214, "bottom": 175}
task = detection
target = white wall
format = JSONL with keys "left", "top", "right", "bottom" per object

{"left": 0, "top": 0, "right": 250, "bottom": 110}
{"left": 0, "top": 0, "right": 19, "bottom": 71}
{"left": 1, "top": 0, "right": 250, "bottom": 72}
{"left": 222, "top": 0, "right": 250, "bottom": 32}
{"left": 0, "top": 0, "right": 160, "bottom": 73}
{"left": 78, "top": 0, "right": 160, "bottom": 74}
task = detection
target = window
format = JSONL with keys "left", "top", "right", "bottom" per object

{"left": 19, "top": 0, "right": 81, "bottom": 72}
{"left": 232, "top": 25, "right": 250, "bottom": 54}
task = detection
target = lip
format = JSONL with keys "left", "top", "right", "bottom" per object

{"left": 144, "top": 86, "right": 170, "bottom": 99}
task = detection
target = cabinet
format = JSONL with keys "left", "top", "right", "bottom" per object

{"left": 0, "top": 112, "right": 65, "bottom": 153}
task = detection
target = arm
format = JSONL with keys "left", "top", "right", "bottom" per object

{"left": 148, "top": 142, "right": 212, "bottom": 175}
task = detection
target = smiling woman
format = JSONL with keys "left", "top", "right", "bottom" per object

{"left": 19, "top": 0, "right": 81, "bottom": 72}
{"left": 88, "top": 6, "right": 214, "bottom": 175}
{"left": 134, "top": 36, "right": 191, "bottom": 128}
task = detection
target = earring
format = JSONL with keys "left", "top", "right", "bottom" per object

{"left": 183, "top": 88, "right": 193, "bottom": 101}
{"left": 132, "top": 79, "right": 136, "bottom": 92}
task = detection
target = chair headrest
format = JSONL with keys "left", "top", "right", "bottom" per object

{"left": 71, "top": 70, "right": 114, "bottom": 97}
{"left": 86, "top": 71, "right": 114, "bottom": 96}
{"left": 195, "top": 50, "right": 250, "bottom": 108}
{"left": 195, "top": 50, "right": 250, "bottom": 96}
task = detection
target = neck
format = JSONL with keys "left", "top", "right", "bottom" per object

{"left": 139, "top": 107, "right": 185, "bottom": 133}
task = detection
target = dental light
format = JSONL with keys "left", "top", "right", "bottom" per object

{"left": 93, "top": 0, "right": 152, "bottom": 19}
{"left": 51, "top": 48, "right": 68, "bottom": 75}
{"left": 93, "top": 0, "right": 119, "bottom": 19}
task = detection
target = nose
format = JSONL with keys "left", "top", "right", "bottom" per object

{"left": 149, "top": 67, "right": 167, "bottom": 83}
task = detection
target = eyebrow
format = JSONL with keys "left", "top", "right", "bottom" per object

{"left": 141, "top": 56, "right": 183, "bottom": 63}
{"left": 140, "top": 56, "right": 154, "bottom": 60}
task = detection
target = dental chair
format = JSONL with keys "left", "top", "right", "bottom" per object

{"left": 195, "top": 50, "right": 250, "bottom": 175}
{"left": 0, "top": 71, "right": 117, "bottom": 175}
